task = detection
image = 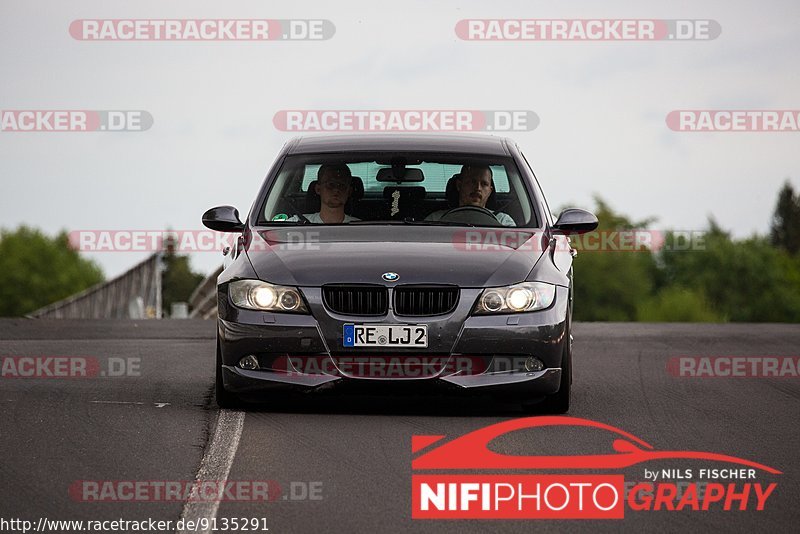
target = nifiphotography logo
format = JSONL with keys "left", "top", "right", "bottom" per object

{"left": 411, "top": 417, "right": 780, "bottom": 519}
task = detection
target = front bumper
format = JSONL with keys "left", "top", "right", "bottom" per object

{"left": 218, "top": 286, "right": 569, "bottom": 401}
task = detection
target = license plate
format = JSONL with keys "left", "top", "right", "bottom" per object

{"left": 343, "top": 324, "right": 428, "bottom": 348}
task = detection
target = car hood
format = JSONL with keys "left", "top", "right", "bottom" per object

{"left": 245, "top": 226, "right": 545, "bottom": 287}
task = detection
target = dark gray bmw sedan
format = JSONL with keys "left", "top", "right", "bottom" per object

{"left": 202, "top": 134, "right": 597, "bottom": 413}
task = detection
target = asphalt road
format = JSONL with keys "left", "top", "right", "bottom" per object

{"left": 1, "top": 320, "right": 798, "bottom": 533}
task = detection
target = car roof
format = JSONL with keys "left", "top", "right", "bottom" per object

{"left": 287, "top": 133, "right": 512, "bottom": 156}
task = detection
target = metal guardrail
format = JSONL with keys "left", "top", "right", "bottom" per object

{"left": 189, "top": 265, "right": 223, "bottom": 319}
{"left": 28, "top": 253, "right": 163, "bottom": 319}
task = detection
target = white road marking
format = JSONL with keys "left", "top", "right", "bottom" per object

{"left": 177, "top": 409, "right": 246, "bottom": 534}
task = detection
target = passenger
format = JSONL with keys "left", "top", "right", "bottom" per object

{"left": 425, "top": 165, "right": 515, "bottom": 226}
{"left": 289, "top": 164, "right": 361, "bottom": 223}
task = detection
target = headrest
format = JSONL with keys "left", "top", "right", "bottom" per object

{"left": 350, "top": 176, "right": 364, "bottom": 200}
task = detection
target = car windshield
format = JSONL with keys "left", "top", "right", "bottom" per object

{"left": 257, "top": 152, "right": 538, "bottom": 227}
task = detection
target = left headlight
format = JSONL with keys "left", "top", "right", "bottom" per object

{"left": 229, "top": 280, "right": 308, "bottom": 313}
{"left": 473, "top": 282, "right": 556, "bottom": 314}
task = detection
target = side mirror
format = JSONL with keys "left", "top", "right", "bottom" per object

{"left": 553, "top": 208, "right": 598, "bottom": 235}
{"left": 202, "top": 205, "right": 244, "bottom": 232}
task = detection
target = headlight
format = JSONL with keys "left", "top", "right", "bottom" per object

{"left": 229, "top": 280, "right": 308, "bottom": 313}
{"left": 473, "top": 282, "right": 556, "bottom": 314}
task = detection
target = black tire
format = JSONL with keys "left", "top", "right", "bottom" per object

{"left": 215, "top": 339, "right": 241, "bottom": 409}
{"left": 538, "top": 338, "right": 571, "bottom": 414}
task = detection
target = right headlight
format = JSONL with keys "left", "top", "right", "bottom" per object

{"left": 473, "top": 282, "right": 556, "bottom": 314}
{"left": 229, "top": 279, "right": 308, "bottom": 313}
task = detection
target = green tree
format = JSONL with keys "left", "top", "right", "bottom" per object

{"left": 637, "top": 287, "right": 722, "bottom": 322}
{"left": 563, "top": 186, "right": 800, "bottom": 322}
{"left": 161, "top": 250, "right": 205, "bottom": 316}
{"left": 0, "top": 226, "right": 104, "bottom": 316}
{"left": 571, "top": 197, "right": 659, "bottom": 321}
{"left": 770, "top": 180, "right": 800, "bottom": 255}
{"left": 657, "top": 224, "right": 800, "bottom": 322}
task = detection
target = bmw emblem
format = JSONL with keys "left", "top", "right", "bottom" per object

{"left": 382, "top": 272, "right": 399, "bottom": 282}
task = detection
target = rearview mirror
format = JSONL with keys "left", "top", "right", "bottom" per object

{"left": 375, "top": 167, "right": 425, "bottom": 182}
{"left": 553, "top": 208, "right": 598, "bottom": 235}
{"left": 202, "top": 205, "right": 244, "bottom": 232}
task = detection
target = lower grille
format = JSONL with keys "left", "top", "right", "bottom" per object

{"left": 323, "top": 285, "right": 388, "bottom": 316}
{"left": 394, "top": 286, "right": 459, "bottom": 316}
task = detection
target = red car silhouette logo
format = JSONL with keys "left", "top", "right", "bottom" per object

{"left": 412, "top": 416, "right": 781, "bottom": 473}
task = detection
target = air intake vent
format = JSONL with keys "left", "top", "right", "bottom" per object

{"left": 323, "top": 285, "right": 388, "bottom": 316}
{"left": 394, "top": 286, "right": 459, "bottom": 316}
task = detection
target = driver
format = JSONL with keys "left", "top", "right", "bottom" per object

{"left": 425, "top": 165, "right": 515, "bottom": 226}
{"left": 288, "top": 164, "right": 361, "bottom": 223}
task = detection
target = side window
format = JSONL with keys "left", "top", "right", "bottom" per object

{"left": 301, "top": 164, "right": 320, "bottom": 190}
{"left": 262, "top": 167, "right": 298, "bottom": 221}
{"left": 490, "top": 165, "right": 510, "bottom": 193}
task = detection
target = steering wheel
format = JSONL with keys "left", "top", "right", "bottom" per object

{"left": 440, "top": 205, "right": 500, "bottom": 226}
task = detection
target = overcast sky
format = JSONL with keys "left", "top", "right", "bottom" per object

{"left": 1, "top": 0, "right": 798, "bottom": 278}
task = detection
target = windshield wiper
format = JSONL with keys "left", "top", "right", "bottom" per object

{"left": 273, "top": 219, "right": 477, "bottom": 227}
{"left": 347, "top": 220, "right": 411, "bottom": 225}
{"left": 261, "top": 220, "right": 311, "bottom": 225}
{"left": 347, "top": 219, "right": 476, "bottom": 227}
{"left": 402, "top": 219, "right": 476, "bottom": 227}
